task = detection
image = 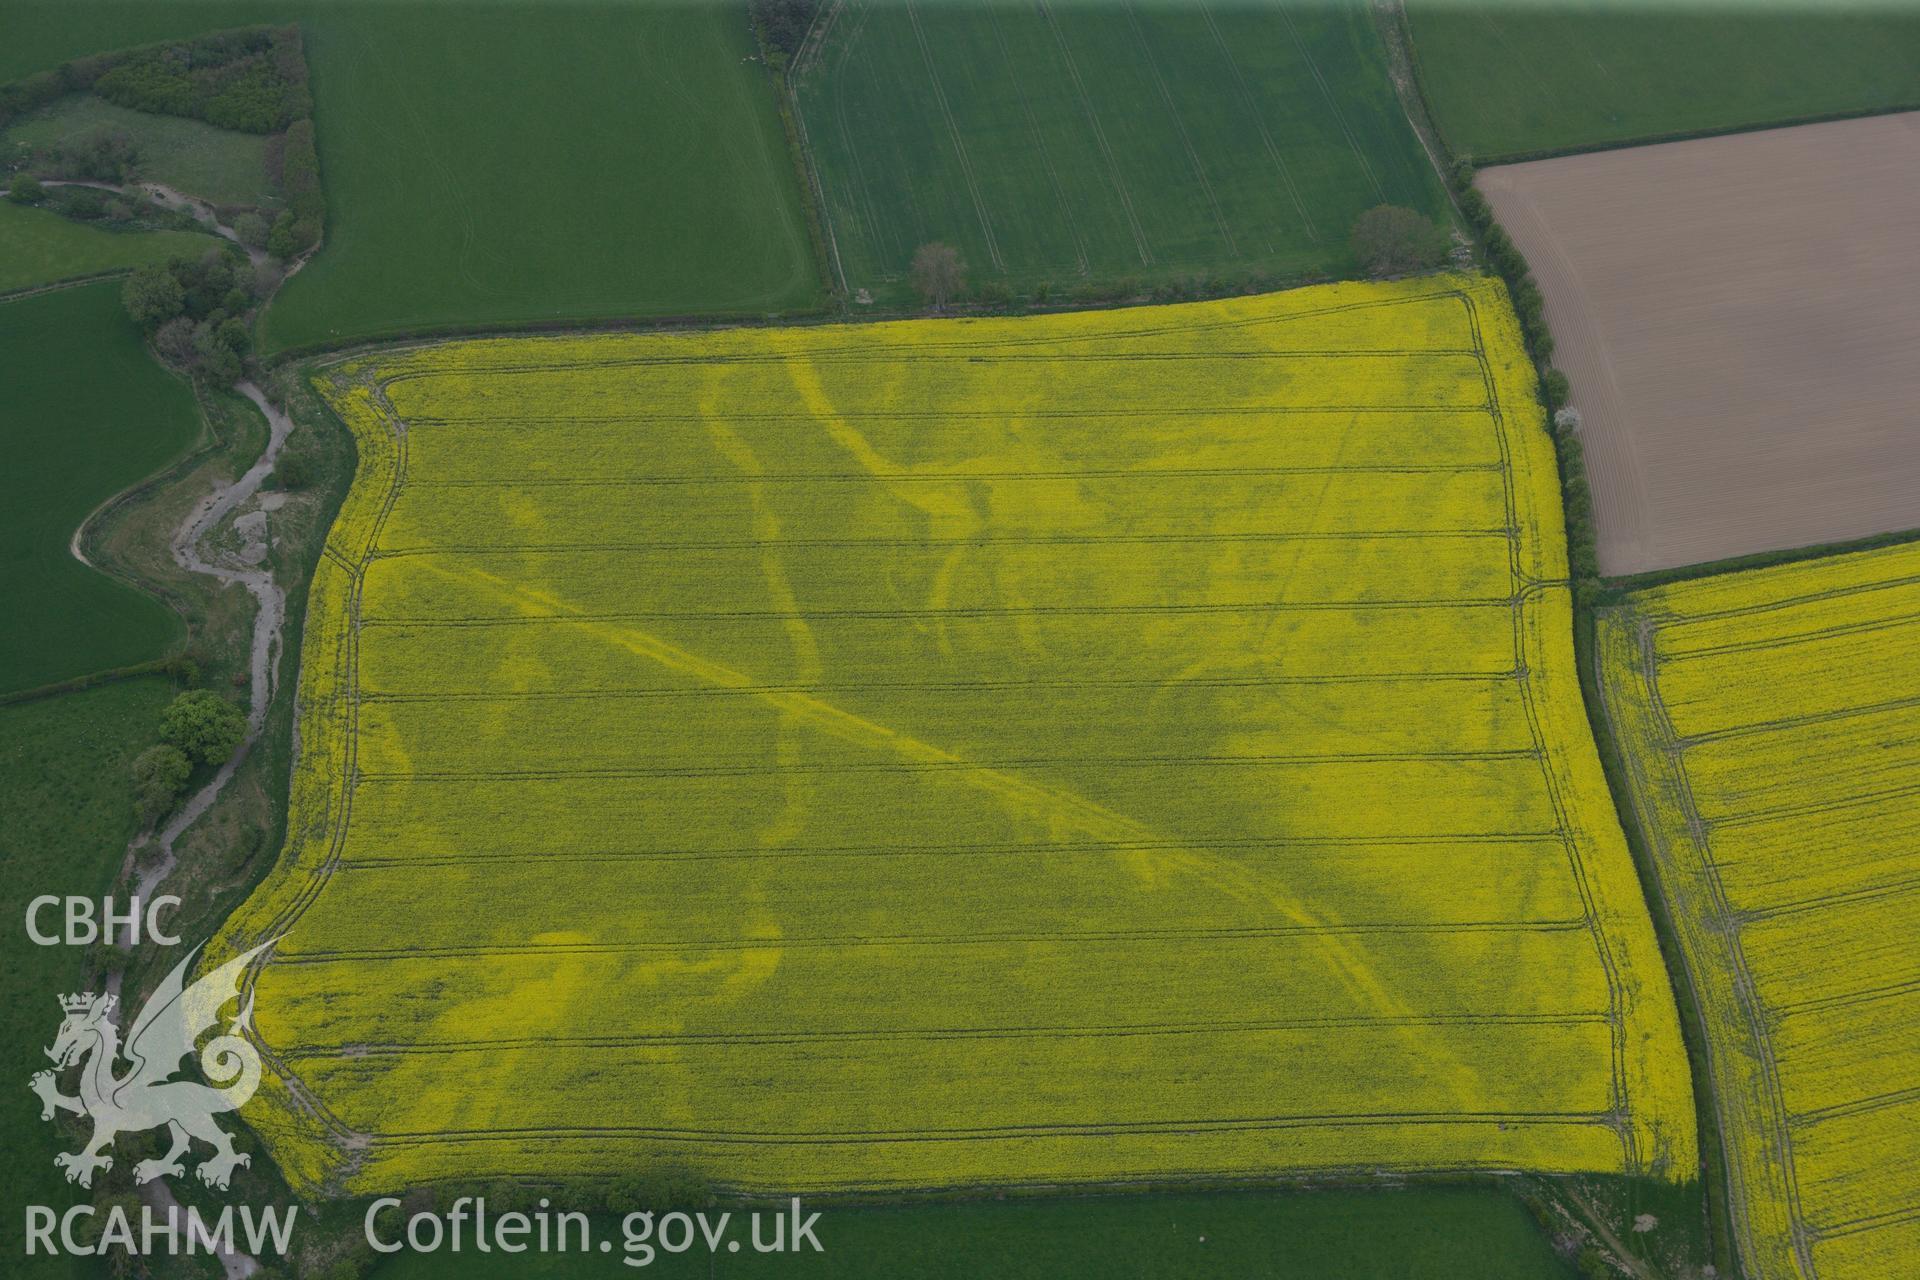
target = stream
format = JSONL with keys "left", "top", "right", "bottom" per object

{"left": 65, "top": 196, "right": 300, "bottom": 1280}
{"left": 38, "top": 178, "right": 271, "bottom": 268}
{"left": 119, "top": 381, "right": 293, "bottom": 923}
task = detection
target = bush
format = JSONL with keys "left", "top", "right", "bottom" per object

{"left": 160, "top": 689, "right": 247, "bottom": 765}
{"left": 1349, "top": 205, "right": 1448, "bottom": 277}
{"left": 602, "top": 1166, "right": 715, "bottom": 1213}
{"left": 153, "top": 315, "right": 198, "bottom": 367}
{"left": 123, "top": 264, "right": 185, "bottom": 330}
{"left": 1510, "top": 274, "right": 1543, "bottom": 318}
{"left": 0, "top": 68, "right": 73, "bottom": 130}
{"left": 216, "top": 315, "right": 251, "bottom": 355}
{"left": 50, "top": 186, "right": 109, "bottom": 220}
{"left": 131, "top": 744, "right": 192, "bottom": 825}
{"left": 1540, "top": 368, "right": 1570, "bottom": 408}
{"left": 1456, "top": 186, "right": 1492, "bottom": 229}
{"left": 266, "top": 210, "right": 298, "bottom": 260}
{"left": 750, "top": 0, "right": 819, "bottom": 59}
{"left": 52, "top": 129, "right": 139, "bottom": 183}
{"left": 7, "top": 172, "right": 45, "bottom": 204}
{"left": 1488, "top": 238, "right": 1528, "bottom": 280}
{"left": 152, "top": 316, "right": 197, "bottom": 368}
{"left": 193, "top": 324, "right": 243, "bottom": 387}
{"left": 278, "top": 118, "right": 324, "bottom": 225}
{"left": 232, "top": 211, "right": 269, "bottom": 249}
{"left": 269, "top": 448, "right": 312, "bottom": 491}
{"left": 1524, "top": 315, "right": 1555, "bottom": 359}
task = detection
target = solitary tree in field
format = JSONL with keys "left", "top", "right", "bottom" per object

{"left": 1350, "top": 205, "right": 1448, "bottom": 278}
{"left": 910, "top": 242, "right": 966, "bottom": 311}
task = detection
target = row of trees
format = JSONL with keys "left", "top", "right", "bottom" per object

{"left": 262, "top": 117, "right": 324, "bottom": 255}
{"left": 1448, "top": 162, "right": 1597, "bottom": 586}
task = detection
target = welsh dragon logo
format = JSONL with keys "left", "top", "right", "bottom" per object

{"left": 31, "top": 943, "right": 273, "bottom": 1190}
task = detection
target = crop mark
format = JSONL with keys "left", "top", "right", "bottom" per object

{"left": 278, "top": 918, "right": 1591, "bottom": 964}
{"left": 284, "top": 1009, "right": 1613, "bottom": 1060}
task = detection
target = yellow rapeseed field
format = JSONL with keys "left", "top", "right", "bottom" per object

{"left": 216, "top": 276, "right": 1693, "bottom": 1194}
{"left": 1598, "top": 542, "right": 1920, "bottom": 1280}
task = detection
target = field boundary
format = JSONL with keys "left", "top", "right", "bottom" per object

{"left": 1380, "top": 24, "right": 1740, "bottom": 1274}
{"left": 751, "top": 3, "right": 847, "bottom": 302}
{"left": 1608, "top": 526, "right": 1920, "bottom": 597}
{"left": 1441, "top": 100, "right": 1920, "bottom": 168}
{"left": 0, "top": 265, "right": 160, "bottom": 305}
{"left": 1394, "top": 5, "right": 1920, "bottom": 166}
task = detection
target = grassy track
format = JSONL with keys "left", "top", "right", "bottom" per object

{"left": 1598, "top": 542, "right": 1920, "bottom": 1280}
{"left": 216, "top": 276, "right": 1692, "bottom": 1197}
{"left": 0, "top": 199, "right": 211, "bottom": 294}
{"left": 4, "top": 93, "right": 279, "bottom": 207}
{"left": 0, "top": 678, "right": 177, "bottom": 1279}
{"left": 369, "top": 1186, "right": 1575, "bottom": 1278}
{"left": 795, "top": 0, "right": 1448, "bottom": 301}
{"left": 2, "top": 1, "right": 822, "bottom": 352}
{"left": 1405, "top": 3, "right": 1920, "bottom": 160}
{"left": 0, "top": 282, "right": 200, "bottom": 694}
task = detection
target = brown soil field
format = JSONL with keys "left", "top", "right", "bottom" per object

{"left": 1480, "top": 113, "right": 1920, "bottom": 575}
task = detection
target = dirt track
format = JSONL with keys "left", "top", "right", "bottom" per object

{"left": 1480, "top": 112, "right": 1920, "bottom": 574}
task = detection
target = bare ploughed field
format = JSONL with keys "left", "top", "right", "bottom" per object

{"left": 1480, "top": 113, "right": 1920, "bottom": 575}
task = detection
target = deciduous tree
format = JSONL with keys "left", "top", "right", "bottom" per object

{"left": 131, "top": 744, "right": 192, "bottom": 825}
{"left": 160, "top": 689, "right": 246, "bottom": 766}
{"left": 122, "top": 263, "right": 184, "bottom": 331}
{"left": 1350, "top": 205, "right": 1448, "bottom": 278}
{"left": 910, "top": 242, "right": 966, "bottom": 311}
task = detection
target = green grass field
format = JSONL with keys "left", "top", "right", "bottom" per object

{"left": 2, "top": 1, "right": 823, "bottom": 352}
{"left": 5, "top": 93, "right": 279, "bottom": 207}
{"left": 0, "top": 198, "right": 212, "bottom": 293}
{"left": 0, "top": 282, "right": 200, "bottom": 694}
{"left": 369, "top": 1187, "right": 1575, "bottom": 1279}
{"left": 795, "top": 0, "right": 1448, "bottom": 302}
{"left": 0, "top": 677, "right": 177, "bottom": 1280}
{"left": 1406, "top": 3, "right": 1920, "bottom": 160}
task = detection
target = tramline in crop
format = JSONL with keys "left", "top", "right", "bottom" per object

{"left": 1600, "top": 542, "right": 1920, "bottom": 1280}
